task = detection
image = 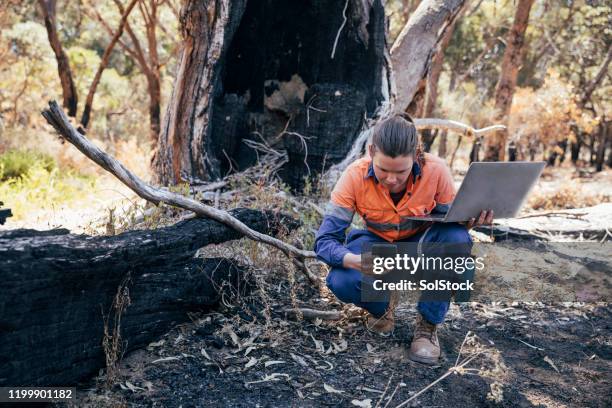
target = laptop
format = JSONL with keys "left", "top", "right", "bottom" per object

{"left": 403, "top": 161, "right": 546, "bottom": 222}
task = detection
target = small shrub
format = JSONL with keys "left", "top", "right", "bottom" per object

{"left": 0, "top": 150, "right": 56, "bottom": 181}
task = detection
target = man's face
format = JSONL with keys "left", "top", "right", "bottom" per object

{"left": 369, "top": 146, "right": 414, "bottom": 193}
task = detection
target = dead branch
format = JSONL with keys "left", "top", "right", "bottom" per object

{"left": 517, "top": 211, "right": 587, "bottom": 220}
{"left": 280, "top": 308, "right": 341, "bottom": 320}
{"left": 42, "top": 101, "right": 318, "bottom": 263}
{"left": 414, "top": 118, "right": 506, "bottom": 136}
{"left": 330, "top": 0, "right": 349, "bottom": 59}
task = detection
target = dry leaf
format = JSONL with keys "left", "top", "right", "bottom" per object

{"left": 544, "top": 355, "right": 560, "bottom": 372}
{"left": 323, "top": 383, "right": 345, "bottom": 394}
{"left": 332, "top": 339, "right": 348, "bottom": 353}
{"left": 147, "top": 340, "right": 165, "bottom": 349}
{"left": 124, "top": 381, "right": 144, "bottom": 392}
{"left": 245, "top": 357, "right": 258, "bottom": 369}
{"left": 142, "top": 381, "right": 154, "bottom": 392}
{"left": 264, "top": 360, "right": 286, "bottom": 367}
{"left": 351, "top": 399, "right": 372, "bottom": 407}
{"left": 291, "top": 353, "right": 309, "bottom": 367}
{"left": 201, "top": 348, "right": 211, "bottom": 360}
{"left": 245, "top": 373, "right": 290, "bottom": 386}
{"left": 311, "top": 334, "right": 325, "bottom": 353}
{"left": 151, "top": 356, "right": 180, "bottom": 364}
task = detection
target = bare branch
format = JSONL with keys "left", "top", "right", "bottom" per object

{"left": 330, "top": 0, "right": 349, "bottom": 59}
{"left": 414, "top": 118, "right": 506, "bottom": 136}
{"left": 42, "top": 101, "right": 318, "bottom": 261}
{"left": 80, "top": 0, "right": 140, "bottom": 128}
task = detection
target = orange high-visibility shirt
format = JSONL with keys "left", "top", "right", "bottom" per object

{"left": 325, "top": 153, "right": 456, "bottom": 242}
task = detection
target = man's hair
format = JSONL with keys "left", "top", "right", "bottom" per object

{"left": 371, "top": 113, "right": 425, "bottom": 164}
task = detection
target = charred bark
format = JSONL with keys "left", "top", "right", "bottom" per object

{"left": 0, "top": 201, "right": 11, "bottom": 225}
{"left": 0, "top": 208, "right": 297, "bottom": 387}
{"left": 154, "top": 0, "right": 390, "bottom": 189}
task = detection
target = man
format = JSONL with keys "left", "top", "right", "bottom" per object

{"left": 314, "top": 113, "right": 493, "bottom": 364}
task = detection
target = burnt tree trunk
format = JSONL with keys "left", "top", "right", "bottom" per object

{"left": 154, "top": 0, "right": 390, "bottom": 189}
{"left": 0, "top": 208, "right": 296, "bottom": 387}
{"left": 38, "top": 0, "right": 78, "bottom": 117}
{"left": 484, "top": 0, "right": 534, "bottom": 161}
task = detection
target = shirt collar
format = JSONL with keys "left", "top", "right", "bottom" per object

{"left": 364, "top": 161, "right": 421, "bottom": 183}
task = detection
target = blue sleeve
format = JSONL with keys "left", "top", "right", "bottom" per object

{"left": 314, "top": 215, "right": 352, "bottom": 268}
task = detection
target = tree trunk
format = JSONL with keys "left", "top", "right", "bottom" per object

{"left": 391, "top": 0, "right": 465, "bottom": 113}
{"left": 437, "top": 129, "right": 448, "bottom": 158}
{"left": 571, "top": 136, "right": 582, "bottom": 163}
{"left": 144, "top": 0, "right": 162, "bottom": 143}
{"left": 595, "top": 119, "right": 609, "bottom": 172}
{"left": 154, "top": 0, "right": 390, "bottom": 189}
{"left": 484, "top": 0, "right": 534, "bottom": 161}
{"left": 146, "top": 71, "right": 162, "bottom": 143}
{"left": 469, "top": 136, "right": 481, "bottom": 163}
{"left": 38, "top": 0, "right": 78, "bottom": 117}
{"left": 416, "top": 5, "right": 461, "bottom": 152}
{"left": 80, "top": 0, "right": 139, "bottom": 129}
{"left": 0, "top": 208, "right": 297, "bottom": 387}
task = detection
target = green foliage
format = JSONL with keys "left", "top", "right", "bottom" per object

{"left": 0, "top": 150, "right": 56, "bottom": 181}
{"left": 0, "top": 157, "right": 96, "bottom": 221}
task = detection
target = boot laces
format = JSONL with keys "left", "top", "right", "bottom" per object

{"left": 415, "top": 317, "right": 437, "bottom": 341}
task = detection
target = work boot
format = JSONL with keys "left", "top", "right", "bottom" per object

{"left": 365, "top": 292, "right": 398, "bottom": 336}
{"left": 408, "top": 315, "right": 440, "bottom": 364}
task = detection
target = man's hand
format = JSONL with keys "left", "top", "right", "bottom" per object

{"left": 466, "top": 209, "right": 494, "bottom": 230}
{"left": 342, "top": 253, "right": 362, "bottom": 271}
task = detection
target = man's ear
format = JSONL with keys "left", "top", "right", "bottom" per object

{"left": 368, "top": 144, "right": 375, "bottom": 158}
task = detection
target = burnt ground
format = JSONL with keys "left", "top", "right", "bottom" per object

{"left": 62, "top": 271, "right": 611, "bottom": 408}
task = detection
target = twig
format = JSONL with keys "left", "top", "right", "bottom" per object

{"left": 517, "top": 211, "right": 587, "bottom": 220}
{"left": 383, "top": 382, "right": 401, "bottom": 408}
{"left": 395, "top": 333, "right": 483, "bottom": 408}
{"left": 413, "top": 118, "right": 505, "bottom": 136}
{"left": 331, "top": 0, "right": 349, "bottom": 59}
{"left": 280, "top": 308, "right": 341, "bottom": 320}
{"left": 513, "top": 337, "right": 544, "bottom": 351}
{"left": 455, "top": 330, "right": 471, "bottom": 366}
{"left": 41, "top": 101, "right": 318, "bottom": 261}
{"left": 375, "top": 374, "right": 394, "bottom": 408}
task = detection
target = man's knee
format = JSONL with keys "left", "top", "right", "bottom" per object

{"left": 431, "top": 223, "right": 472, "bottom": 244}
{"left": 326, "top": 267, "right": 361, "bottom": 304}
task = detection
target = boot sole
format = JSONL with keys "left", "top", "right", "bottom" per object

{"left": 407, "top": 351, "right": 439, "bottom": 365}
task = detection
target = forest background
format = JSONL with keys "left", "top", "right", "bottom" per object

{"left": 0, "top": 0, "right": 610, "bottom": 231}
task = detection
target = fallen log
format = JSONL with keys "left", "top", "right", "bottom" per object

{"left": 477, "top": 204, "right": 612, "bottom": 241}
{"left": 0, "top": 208, "right": 297, "bottom": 387}
{"left": 0, "top": 201, "right": 11, "bottom": 225}
{"left": 41, "top": 100, "right": 318, "bottom": 263}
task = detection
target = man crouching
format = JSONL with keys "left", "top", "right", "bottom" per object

{"left": 314, "top": 113, "right": 492, "bottom": 364}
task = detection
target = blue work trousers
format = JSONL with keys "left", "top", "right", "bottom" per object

{"left": 325, "top": 223, "right": 472, "bottom": 324}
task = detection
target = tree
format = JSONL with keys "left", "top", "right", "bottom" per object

{"left": 87, "top": 0, "right": 176, "bottom": 143}
{"left": 484, "top": 0, "right": 535, "bottom": 161}
{"left": 153, "top": 0, "right": 393, "bottom": 187}
{"left": 80, "top": 0, "right": 139, "bottom": 129}
{"left": 38, "top": 0, "right": 78, "bottom": 117}
{"left": 391, "top": 0, "right": 465, "bottom": 113}
{"left": 153, "top": 0, "right": 476, "bottom": 187}
{"left": 418, "top": 4, "right": 465, "bottom": 152}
